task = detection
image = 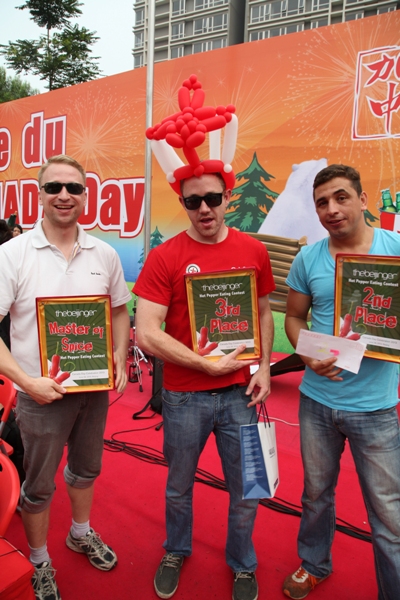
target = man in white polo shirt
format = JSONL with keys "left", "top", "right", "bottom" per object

{"left": 0, "top": 155, "right": 131, "bottom": 600}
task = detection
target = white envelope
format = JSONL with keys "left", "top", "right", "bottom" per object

{"left": 295, "top": 329, "right": 367, "bottom": 374}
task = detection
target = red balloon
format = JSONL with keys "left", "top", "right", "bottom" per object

{"left": 186, "top": 131, "right": 205, "bottom": 148}
{"left": 216, "top": 105, "right": 226, "bottom": 115}
{"left": 194, "top": 106, "right": 216, "bottom": 120}
{"left": 180, "top": 124, "right": 190, "bottom": 140}
{"left": 194, "top": 164, "right": 205, "bottom": 177}
{"left": 178, "top": 86, "right": 190, "bottom": 109}
{"left": 191, "top": 89, "right": 205, "bottom": 110}
{"left": 202, "top": 115, "right": 226, "bottom": 132}
{"left": 165, "top": 133, "right": 184, "bottom": 148}
{"left": 183, "top": 147, "right": 201, "bottom": 166}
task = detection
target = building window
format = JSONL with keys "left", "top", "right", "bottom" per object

{"left": 135, "top": 8, "right": 144, "bottom": 26}
{"left": 171, "top": 22, "right": 185, "bottom": 39}
{"left": 134, "top": 54, "right": 143, "bottom": 68}
{"left": 310, "top": 18, "right": 328, "bottom": 28}
{"left": 195, "top": 0, "right": 227, "bottom": 8}
{"left": 172, "top": 0, "right": 185, "bottom": 16}
{"left": 345, "top": 11, "right": 363, "bottom": 21}
{"left": 287, "top": 0, "right": 305, "bottom": 17}
{"left": 250, "top": 24, "right": 304, "bottom": 40}
{"left": 312, "top": 0, "right": 329, "bottom": 10}
{"left": 134, "top": 32, "right": 144, "bottom": 48}
{"left": 377, "top": 5, "right": 397, "bottom": 13}
{"left": 249, "top": 30, "right": 266, "bottom": 41}
{"left": 250, "top": 4, "right": 267, "bottom": 23}
{"left": 193, "top": 38, "right": 226, "bottom": 53}
{"left": 171, "top": 45, "right": 184, "bottom": 58}
{"left": 194, "top": 13, "right": 227, "bottom": 34}
{"left": 270, "top": 1, "right": 287, "bottom": 20}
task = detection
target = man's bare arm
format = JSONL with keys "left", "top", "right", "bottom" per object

{"left": 111, "top": 304, "right": 130, "bottom": 393}
{"left": 246, "top": 295, "right": 274, "bottom": 406}
{"left": 285, "top": 288, "right": 343, "bottom": 381}
{"left": 135, "top": 297, "right": 254, "bottom": 377}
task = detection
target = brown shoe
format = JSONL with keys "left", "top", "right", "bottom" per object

{"left": 283, "top": 566, "right": 328, "bottom": 599}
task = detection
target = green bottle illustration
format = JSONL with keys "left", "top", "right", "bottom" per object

{"left": 396, "top": 192, "right": 400, "bottom": 213}
{"left": 381, "top": 189, "right": 396, "bottom": 213}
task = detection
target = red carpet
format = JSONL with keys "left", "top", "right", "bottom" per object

{"left": 5, "top": 353, "right": 379, "bottom": 599}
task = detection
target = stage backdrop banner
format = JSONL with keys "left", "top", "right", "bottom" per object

{"left": 1, "top": 11, "right": 400, "bottom": 285}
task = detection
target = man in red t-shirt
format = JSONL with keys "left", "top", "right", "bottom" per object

{"left": 134, "top": 172, "right": 275, "bottom": 600}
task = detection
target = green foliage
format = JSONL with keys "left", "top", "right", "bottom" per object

{"left": 17, "top": 0, "right": 83, "bottom": 30}
{"left": 225, "top": 152, "right": 279, "bottom": 232}
{"left": 0, "top": 1, "right": 101, "bottom": 91}
{"left": 0, "top": 66, "right": 38, "bottom": 102}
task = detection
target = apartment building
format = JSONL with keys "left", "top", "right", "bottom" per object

{"left": 132, "top": 0, "right": 399, "bottom": 67}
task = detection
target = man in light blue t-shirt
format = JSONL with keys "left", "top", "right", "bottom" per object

{"left": 282, "top": 164, "right": 400, "bottom": 600}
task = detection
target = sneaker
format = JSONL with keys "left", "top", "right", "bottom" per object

{"left": 233, "top": 572, "right": 258, "bottom": 600}
{"left": 154, "top": 553, "right": 184, "bottom": 599}
{"left": 32, "top": 561, "right": 61, "bottom": 600}
{"left": 283, "top": 566, "right": 328, "bottom": 599}
{"left": 66, "top": 528, "right": 117, "bottom": 571}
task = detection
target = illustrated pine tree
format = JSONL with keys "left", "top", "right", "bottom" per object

{"left": 225, "top": 152, "right": 279, "bottom": 232}
{"left": 138, "top": 226, "right": 164, "bottom": 270}
{"left": 364, "top": 209, "right": 379, "bottom": 226}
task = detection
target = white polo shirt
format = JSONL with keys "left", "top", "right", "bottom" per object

{"left": 0, "top": 220, "right": 131, "bottom": 379}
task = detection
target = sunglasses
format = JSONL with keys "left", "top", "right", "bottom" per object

{"left": 41, "top": 182, "right": 85, "bottom": 195}
{"left": 182, "top": 192, "right": 223, "bottom": 211}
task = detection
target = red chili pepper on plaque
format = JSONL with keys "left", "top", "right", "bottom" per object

{"left": 198, "top": 342, "right": 219, "bottom": 356}
{"left": 198, "top": 326, "right": 209, "bottom": 350}
{"left": 49, "top": 354, "right": 61, "bottom": 378}
{"left": 54, "top": 371, "right": 70, "bottom": 384}
{"left": 339, "top": 314, "right": 353, "bottom": 337}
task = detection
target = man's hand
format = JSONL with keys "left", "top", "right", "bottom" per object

{"left": 245, "top": 362, "right": 271, "bottom": 407}
{"left": 114, "top": 350, "right": 128, "bottom": 393}
{"left": 304, "top": 355, "right": 343, "bottom": 381}
{"left": 207, "top": 344, "right": 254, "bottom": 376}
{"left": 24, "top": 377, "right": 66, "bottom": 405}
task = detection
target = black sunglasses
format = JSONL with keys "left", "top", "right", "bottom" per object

{"left": 182, "top": 192, "right": 223, "bottom": 210}
{"left": 41, "top": 182, "right": 85, "bottom": 195}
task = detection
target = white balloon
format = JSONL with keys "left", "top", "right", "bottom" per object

{"left": 151, "top": 139, "right": 184, "bottom": 175}
{"left": 221, "top": 114, "right": 238, "bottom": 165}
{"left": 209, "top": 129, "right": 221, "bottom": 160}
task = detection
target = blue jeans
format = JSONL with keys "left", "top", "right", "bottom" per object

{"left": 298, "top": 392, "right": 400, "bottom": 600}
{"left": 162, "top": 386, "right": 259, "bottom": 573}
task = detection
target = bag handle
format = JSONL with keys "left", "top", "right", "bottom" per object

{"left": 257, "top": 402, "right": 271, "bottom": 428}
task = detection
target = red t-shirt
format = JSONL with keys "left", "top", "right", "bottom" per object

{"left": 133, "top": 228, "right": 275, "bottom": 391}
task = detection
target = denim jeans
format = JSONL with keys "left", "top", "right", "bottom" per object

{"left": 298, "top": 392, "right": 400, "bottom": 600}
{"left": 161, "top": 385, "right": 259, "bottom": 573}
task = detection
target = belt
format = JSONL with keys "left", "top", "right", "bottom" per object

{"left": 204, "top": 384, "right": 243, "bottom": 396}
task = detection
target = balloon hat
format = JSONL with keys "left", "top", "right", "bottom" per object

{"left": 146, "top": 74, "right": 238, "bottom": 194}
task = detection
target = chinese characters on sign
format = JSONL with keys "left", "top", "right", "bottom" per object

{"left": 353, "top": 45, "right": 400, "bottom": 140}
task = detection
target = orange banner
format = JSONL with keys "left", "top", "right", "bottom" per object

{"left": 1, "top": 11, "right": 399, "bottom": 282}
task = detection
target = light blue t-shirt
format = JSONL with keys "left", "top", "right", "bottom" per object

{"left": 286, "top": 228, "right": 400, "bottom": 411}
